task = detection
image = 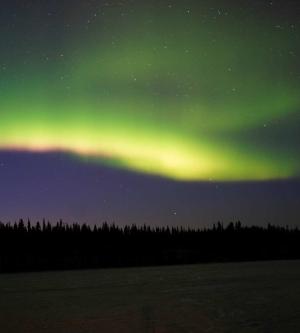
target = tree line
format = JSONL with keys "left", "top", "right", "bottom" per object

{"left": 0, "top": 219, "right": 299, "bottom": 273}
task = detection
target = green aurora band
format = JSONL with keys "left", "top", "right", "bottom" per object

{"left": 0, "top": 1, "right": 299, "bottom": 181}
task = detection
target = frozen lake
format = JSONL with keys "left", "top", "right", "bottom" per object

{"left": 1, "top": 260, "right": 300, "bottom": 332}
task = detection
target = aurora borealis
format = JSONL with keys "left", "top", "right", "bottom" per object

{"left": 0, "top": 0, "right": 299, "bottom": 226}
{"left": 1, "top": 0, "right": 299, "bottom": 181}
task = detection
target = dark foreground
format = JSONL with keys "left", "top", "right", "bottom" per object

{"left": 1, "top": 260, "right": 300, "bottom": 333}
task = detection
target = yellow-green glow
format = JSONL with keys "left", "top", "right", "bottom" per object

{"left": 0, "top": 106, "right": 294, "bottom": 181}
{"left": 0, "top": 1, "right": 299, "bottom": 181}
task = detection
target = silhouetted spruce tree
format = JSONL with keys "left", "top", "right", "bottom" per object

{"left": 0, "top": 220, "right": 300, "bottom": 273}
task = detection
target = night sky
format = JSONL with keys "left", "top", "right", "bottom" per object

{"left": 0, "top": 0, "right": 299, "bottom": 226}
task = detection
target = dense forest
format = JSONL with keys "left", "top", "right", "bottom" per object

{"left": 0, "top": 219, "right": 299, "bottom": 273}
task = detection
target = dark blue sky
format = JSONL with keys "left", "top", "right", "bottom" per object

{"left": 0, "top": 151, "right": 299, "bottom": 227}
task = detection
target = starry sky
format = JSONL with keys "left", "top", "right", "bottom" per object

{"left": 0, "top": 0, "right": 299, "bottom": 226}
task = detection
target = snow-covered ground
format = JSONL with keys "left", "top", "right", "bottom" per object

{"left": 1, "top": 260, "right": 300, "bottom": 332}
